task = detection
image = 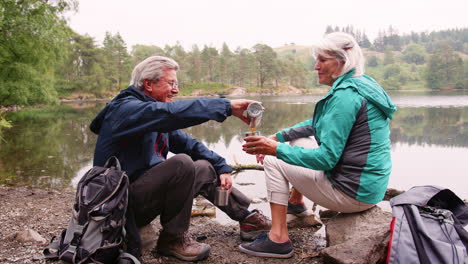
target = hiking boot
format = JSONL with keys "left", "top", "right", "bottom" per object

{"left": 287, "top": 201, "right": 308, "bottom": 217}
{"left": 156, "top": 231, "right": 211, "bottom": 262}
{"left": 239, "top": 233, "right": 293, "bottom": 258}
{"left": 240, "top": 210, "right": 271, "bottom": 241}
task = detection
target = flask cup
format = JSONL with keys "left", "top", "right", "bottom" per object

{"left": 214, "top": 187, "right": 229, "bottom": 207}
{"left": 247, "top": 102, "right": 263, "bottom": 129}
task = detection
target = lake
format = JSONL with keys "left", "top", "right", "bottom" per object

{"left": 1, "top": 91, "right": 467, "bottom": 224}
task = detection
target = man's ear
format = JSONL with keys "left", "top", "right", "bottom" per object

{"left": 142, "top": 79, "right": 153, "bottom": 93}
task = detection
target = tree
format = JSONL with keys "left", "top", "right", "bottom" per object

{"left": 367, "top": 56, "right": 379, "bottom": 67}
{"left": 101, "top": 32, "right": 131, "bottom": 91}
{"left": 383, "top": 48, "right": 395, "bottom": 65}
{"left": 0, "top": 0, "right": 77, "bottom": 106}
{"left": 252, "top": 44, "right": 277, "bottom": 89}
{"left": 402, "top": 43, "right": 427, "bottom": 65}
{"left": 201, "top": 46, "right": 219, "bottom": 82}
{"left": 218, "top": 43, "right": 234, "bottom": 84}
{"left": 233, "top": 48, "right": 256, "bottom": 87}
{"left": 426, "top": 45, "right": 464, "bottom": 89}
{"left": 186, "top": 45, "right": 202, "bottom": 83}
{"left": 55, "top": 32, "right": 109, "bottom": 96}
{"left": 130, "top": 45, "right": 164, "bottom": 67}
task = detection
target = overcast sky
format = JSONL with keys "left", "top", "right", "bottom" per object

{"left": 67, "top": 0, "right": 467, "bottom": 51}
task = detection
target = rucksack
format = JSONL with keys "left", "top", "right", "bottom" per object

{"left": 42, "top": 156, "right": 140, "bottom": 264}
{"left": 386, "top": 185, "right": 468, "bottom": 264}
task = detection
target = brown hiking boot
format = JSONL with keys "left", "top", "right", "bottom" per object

{"left": 156, "top": 231, "right": 211, "bottom": 261}
{"left": 240, "top": 210, "right": 272, "bottom": 241}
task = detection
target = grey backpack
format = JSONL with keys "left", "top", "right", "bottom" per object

{"left": 43, "top": 156, "right": 139, "bottom": 264}
{"left": 386, "top": 185, "right": 468, "bottom": 264}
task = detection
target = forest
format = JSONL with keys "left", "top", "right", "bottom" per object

{"left": 1, "top": 0, "right": 467, "bottom": 108}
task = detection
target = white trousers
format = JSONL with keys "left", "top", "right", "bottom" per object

{"left": 264, "top": 137, "right": 374, "bottom": 213}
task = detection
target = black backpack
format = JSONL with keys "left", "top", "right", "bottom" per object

{"left": 43, "top": 156, "right": 140, "bottom": 264}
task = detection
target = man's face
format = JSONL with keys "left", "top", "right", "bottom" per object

{"left": 143, "top": 69, "right": 178, "bottom": 102}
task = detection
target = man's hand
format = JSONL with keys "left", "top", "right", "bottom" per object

{"left": 230, "top": 99, "right": 259, "bottom": 125}
{"left": 219, "top": 173, "right": 233, "bottom": 192}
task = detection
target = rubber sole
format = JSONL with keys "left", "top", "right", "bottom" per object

{"left": 157, "top": 244, "right": 211, "bottom": 261}
{"left": 239, "top": 244, "right": 294, "bottom": 258}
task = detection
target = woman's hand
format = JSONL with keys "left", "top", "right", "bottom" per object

{"left": 242, "top": 135, "right": 279, "bottom": 157}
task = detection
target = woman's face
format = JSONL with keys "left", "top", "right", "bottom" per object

{"left": 314, "top": 52, "right": 344, "bottom": 86}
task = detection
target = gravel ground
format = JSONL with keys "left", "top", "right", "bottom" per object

{"left": 0, "top": 186, "right": 325, "bottom": 264}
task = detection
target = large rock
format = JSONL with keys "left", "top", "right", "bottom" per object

{"left": 321, "top": 206, "right": 392, "bottom": 264}
{"left": 139, "top": 224, "right": 158, "bottom": 253}
{"left": 287, "top": 210, "right": 323, "bottom": 231}
{"left": 12, "top": 229, "right": 47, "bottom": 244}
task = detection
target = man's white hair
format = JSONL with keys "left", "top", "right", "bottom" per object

{"left": 313, "top": 32, "right": 365, "bottom": 78}
{"left": 129, "top": 56, "right": 179, "bottom": 90}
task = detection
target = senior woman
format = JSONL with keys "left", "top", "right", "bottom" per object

{"left": 239, "top": 32, "right": 397, "bottom": 258}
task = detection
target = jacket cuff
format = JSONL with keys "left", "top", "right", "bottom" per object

{"left": 275, "top": 131, "right": 286, "bottom": 143}
{"left": 217, "top": 164, "right": 233, "bottom": 175}
{"left": 223, "top": 99, "right": 232, "bottom": 116}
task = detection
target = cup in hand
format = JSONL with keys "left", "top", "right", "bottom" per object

{"left": 214, "top": 187, "right": 229, "bottom": 207}
{"left": 243, "top": 131, "right": 260, "bottom": 138}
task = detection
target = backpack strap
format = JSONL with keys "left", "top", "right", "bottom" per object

{"left": 402, "top": 205, "right": 431, "bottom": 264}
{"left": 104, "top": 156, "right": 122, "bottom": 170}
{"left": 35, "top": 235, "right": 60, "bottom": 261}
{"left": 116, "top": 252, "right": 142, "bottom": 264}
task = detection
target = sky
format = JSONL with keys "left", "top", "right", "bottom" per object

{"left": 67, "top": 0, "right": 468, "bottom": 51}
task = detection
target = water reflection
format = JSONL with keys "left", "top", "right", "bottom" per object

{"left": 1, "top": 93, "right": 467, "bottom": 202}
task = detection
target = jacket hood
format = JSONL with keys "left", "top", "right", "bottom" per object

{"left": 332, "top": 70, "right": 397, "bottom": 119}
{"left": 90, "top": 86, "right": 153, "bottom": 134}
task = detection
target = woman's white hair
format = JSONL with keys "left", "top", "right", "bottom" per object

{"left": 130, "top": 56, "right": 179, "bottom": 90}
{"left": 313, "top": 32, "right": 365, "bottom": 78}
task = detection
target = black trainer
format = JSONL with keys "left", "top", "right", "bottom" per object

{"left": 239, "top": 233, "right": 293, "bottom": 258}
{"left": 287, "top": 201, "right": 307, "bottom": 216}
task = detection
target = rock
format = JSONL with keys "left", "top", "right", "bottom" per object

{"left": 287, "top": 210, "right": 323, "bottom": 231}
{"left": 139, "top": 224, "right": 158, "bottom": 253}
{"left": 13, "top": 229, "right": 47, "bottom": 244}
{"left": 228, "top": 87, "right": 247, "bottom": 96}
{"left": 321, "top": 206, "right": 391, "bottom": 264}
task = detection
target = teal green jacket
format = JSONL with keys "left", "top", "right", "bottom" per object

{"left": 275, "top": 70, "right": 397, "bottom": 204}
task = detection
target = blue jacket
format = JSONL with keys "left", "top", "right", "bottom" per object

{"left": 90, "top": 86, "right": 233, "bottom": 181}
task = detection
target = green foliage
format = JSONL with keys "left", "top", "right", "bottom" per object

{"left": 130, "top": 45, "right": 165, "bottom": 67}
{"left": 426, "top": 45, "right": 464, "bottom": 89}
{"left": 402, "top": 43, "right": 427, "bottom": 65}
{"left": 252, "top": 44, "right": 278, "bottom": 88}
{"left": 0, "top": 113, "right": 12, "bottom": 143}
{"left": 180, "top": 82, "right": 229, "bottom": 96}
{"left": 367, "top": 56, "right": 379, "bottom": 67}
{"left": 383, "top": 48, "right": 395, "bottom": 65}
{"left": 102, "top": 32, "right": 131, "bottom": 91}
{"left": 0, "top": 0, "right": 76, "bottom": 106}
{"left": 0, "top": 6, "right": 466, "bottom": 107}
{"left": 381, "top": 76, "right": 401, "bottom": 90}
{"left": 383, "top": 64, "right": 401, "bottom": 79}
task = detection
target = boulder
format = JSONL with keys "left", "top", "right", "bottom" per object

{"left": 139, "top": 224, "right": 158, "bottom": 253}
{"left": 12, "top": 229, "right": 47, "bottom": 244}
{"left": 287, "top": 210, "right": 323, "bottom": 231}
{"left": 321, "top": 206, "right": 391, "bottom": 264}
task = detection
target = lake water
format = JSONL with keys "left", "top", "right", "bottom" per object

{"left": 1, "top": 91, "right": 467, "bottom": 224}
